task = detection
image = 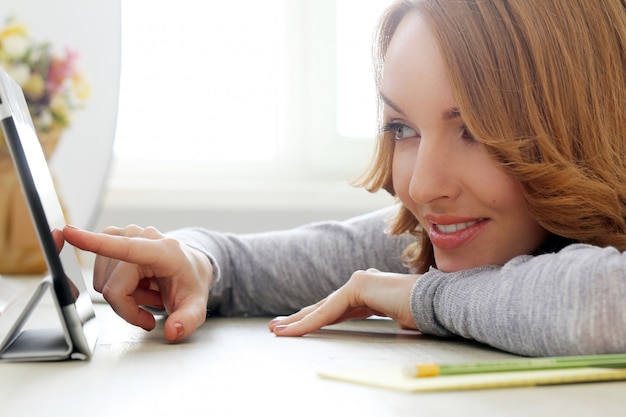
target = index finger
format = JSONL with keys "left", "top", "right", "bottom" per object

{"left": 63, "top": 225, "right": 169, "bottom": 266}
{"left": 273, "top": 290, "right": 352, "bottom": 336}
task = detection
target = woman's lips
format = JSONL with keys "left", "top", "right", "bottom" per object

{"left": 428, "top": 218, "right": 488, "bottom": 250}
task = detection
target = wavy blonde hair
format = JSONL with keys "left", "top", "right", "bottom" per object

{"left": 356, "top": 0, "right": 626, "bottom": 273}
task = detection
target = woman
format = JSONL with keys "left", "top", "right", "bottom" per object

{"left": 64, "top": 0, "right": 626, "bottom": 356}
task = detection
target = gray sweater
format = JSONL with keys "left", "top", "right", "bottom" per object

{"left": 169, "top": 206, "right": 626, "bottom": 357}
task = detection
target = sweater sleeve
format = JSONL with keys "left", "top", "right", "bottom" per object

{"left": 167, "top": 206, "right": 414, "bottom": 316}
{"left": 411, "top": 244, "right": 626, "bottom": 356}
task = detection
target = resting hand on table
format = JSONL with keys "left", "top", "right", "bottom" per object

{"left": 62, "top": 224, "right": 213, "bottom": 342}
{"left": 269, "top": 269, "right": 419, "bottom": 336}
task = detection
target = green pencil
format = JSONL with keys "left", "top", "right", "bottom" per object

{"left": 403, "top": 353, "right": 626, "bottom": 378}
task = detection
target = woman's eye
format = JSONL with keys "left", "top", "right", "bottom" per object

{"left": 461, "top": 125, "right": 478, "bottom": 143}
{"left": 383, "top": 122, "right": 418, "bottom": 141}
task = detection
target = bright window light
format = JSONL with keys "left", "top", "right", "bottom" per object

{"left": 336, "top": 1, "right": 391, "bottom": 139}
{"left": 114, "top": 1, "right": 393, "bottom": 167}
{"left": 114, "top": 0, "right": 284, "bottom": 161}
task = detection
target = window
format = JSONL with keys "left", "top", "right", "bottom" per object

{"left": 115, "top": 0, "right": 284, "bottom": 163}
{"left": 111, "top": 1, "right": 393, "bottom": 202}
{"left": 337, "top": 0, "right": 390, "bottom": 139}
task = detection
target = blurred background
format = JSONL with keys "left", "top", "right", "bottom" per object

{"left": 2, "top": 0, "right": 396, "bottom": 241}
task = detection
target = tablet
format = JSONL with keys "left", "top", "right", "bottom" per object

{"left": 0, "top": 67, "right": 98, "bottom": 361}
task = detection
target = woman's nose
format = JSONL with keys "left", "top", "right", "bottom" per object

{"left": 408, "top": 136, "right": 461, "bottom": 205}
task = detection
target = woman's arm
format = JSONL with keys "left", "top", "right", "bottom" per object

{"left": 168, "top": 206, "right": 414, "bottom": 317}
{"left": 412, "top": 244, "right": 626, "bottom": 356}
{"left": 64, "top": 206, "right": 413, "bottom": 340}
{"left": 270, "top": 243, "right": 626, "bottom": 357}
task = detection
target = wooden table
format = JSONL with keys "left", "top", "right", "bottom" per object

{"left": 1, "top": 277, "right": 625, "bottom": 417}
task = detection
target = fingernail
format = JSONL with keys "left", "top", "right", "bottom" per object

{"left": 273, "top": 325, "right": 288, "bottom": 334}
{"left": 174, "top": 322, "right": 184, "bottom": 338}
{"left": 268, "top": 317, "right": 282, "bottom": 328}
{"left": 65, "top": 224, "right": 78, "bottom": 230}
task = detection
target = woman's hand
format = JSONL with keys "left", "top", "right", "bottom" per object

{"left": 63, "top": 224, "right": 213, "bottom": 342}
{"left": 268, "top": 269, "right": 419, "bottom": 336}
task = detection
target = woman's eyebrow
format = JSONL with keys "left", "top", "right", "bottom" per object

{"left": 380, "top": 92, "right": 463, "bottom": 122}
{"left": 379, "top": 91, "right": 405, "bottom": 115}
{"left": 443, "top": 108, "right": 462, "bottom": 120}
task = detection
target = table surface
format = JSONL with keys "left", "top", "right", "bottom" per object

{"left": 1, "top": 276, "right": 626, "bottom": 417}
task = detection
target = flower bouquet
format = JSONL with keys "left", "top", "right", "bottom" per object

{"left": 0, "top": 17, "right": 89, "bottom": 158}
{"left": 0, "top": 17, "right": 89, "bottom": 274}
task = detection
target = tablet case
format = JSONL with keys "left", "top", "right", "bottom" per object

{"left": 0, "top": 67, "right": 98, "bottom": 361}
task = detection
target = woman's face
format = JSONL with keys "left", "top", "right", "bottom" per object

{"left": 383, "top": 12, "right": 549, "bottom": 272}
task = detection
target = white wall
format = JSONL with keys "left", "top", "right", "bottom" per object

{"left": 94, "top": 178, "right": 395, "bottom": 234}
{"left": 2, "top": 0, "right": 121, "bottom": 230}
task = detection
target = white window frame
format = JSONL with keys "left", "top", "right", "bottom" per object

{"left": 106, "top": 1, "right": 392, "bottom": 213}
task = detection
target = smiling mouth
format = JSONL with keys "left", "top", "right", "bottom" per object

{"left": 428, "top": 218, "right": 488, "bottom": 251}
{"left": 433, "top": 219, "right": 484, "bottom": 234}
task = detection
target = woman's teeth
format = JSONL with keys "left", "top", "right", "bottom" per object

{"left": 435, "top": 220, "right": 480, "bottom": 234}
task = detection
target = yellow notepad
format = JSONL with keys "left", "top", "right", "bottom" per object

{"left": 318, "top": 366, "right": 626, "bottom": 392}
